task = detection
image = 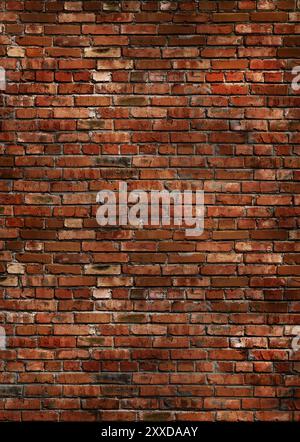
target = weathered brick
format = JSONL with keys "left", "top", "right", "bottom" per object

{"left": 84, "top": 47, "right": 121, "bottom": 58}
{"left": 0, "top": 0, "right": 298, "bottom": 423}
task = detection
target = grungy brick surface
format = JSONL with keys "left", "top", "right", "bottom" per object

{"left": 0, "top": 0, "right": 300, "bottom": 421}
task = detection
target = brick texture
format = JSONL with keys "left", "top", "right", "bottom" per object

{"left": 0, "top": 0, "right": 300, "bottom": 422}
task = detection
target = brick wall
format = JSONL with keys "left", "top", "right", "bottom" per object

{"left": 1, "top": 0, "right": 300, "bottom": 421}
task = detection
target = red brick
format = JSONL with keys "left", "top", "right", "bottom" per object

{"left": 1, "top": 0, "right": 298, "bottom": 423}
